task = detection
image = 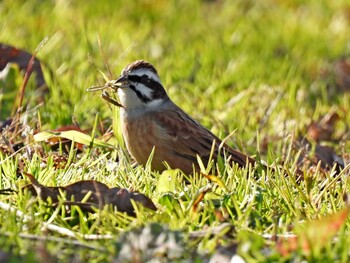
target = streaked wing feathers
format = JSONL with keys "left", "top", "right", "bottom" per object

{"left": 152, "top": 105, "right": 254, "bottom": 168}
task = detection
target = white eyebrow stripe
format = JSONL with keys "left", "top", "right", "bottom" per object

{"left": 134, "top": 82, "right": 153, "bottom": 99}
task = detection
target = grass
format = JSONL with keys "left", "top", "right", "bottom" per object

{"left": 1, "top": 0, "right": 350, "bottom": 262}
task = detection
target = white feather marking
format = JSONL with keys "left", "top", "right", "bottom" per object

{"left": 118, "top": 86, "right": 164, "bottom": 111}
{"left": 118, "top": 88, "right": 143, "bottom": 108}
{"left": 131, "top": 68, "right": 162, "bottom": 84}
{"left": 134, "top": 82, "right": 153, "bottom": 98}
{"left": 147, "top": 98, "right": 163, "bottom": 108}
{"left": 117, "top": 66, "right": 165, "bottom": 111}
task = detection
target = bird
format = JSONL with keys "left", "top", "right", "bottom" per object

{"left": 91, "top": 60, "right": 257, "bottom": 174}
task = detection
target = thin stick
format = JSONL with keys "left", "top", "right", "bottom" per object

{"left": 0, "top": 201, "right": 114, "bottom": 240}
{"left": 0, "top": 232, "right": 106, "bottom": 251}
{"left": 11, "top": 38, "right": 48, "bottom": 134}
{"left": 101, "top": 91, "right": 124, "bottom": 107}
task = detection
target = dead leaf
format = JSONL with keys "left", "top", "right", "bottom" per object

{"left": 295, "top": 138, "right": 344, "bottom": 172}
{"left": 34, "top": 129, "right": 116, "bottom": 150}
{"left": 0, "top": 43, "right": 49, "bottom": 125}
{"left": 44, "top": 153, "right": 69, "bottom": 169}
{"left": 0, "top": 43, "right": 46, "bottom": 88}
{"left": 22, "top": 173, "right": 157, "bottom": 216}
{"left": 192, "top": 185, "right": 212, "bottom": 213}
{"left": 320, "top": 57, "right": 350, "bottom": 95}
{"left": 275, "top": 234, "right": 303, "bottom": 257}
{"left": 38, "top": 125, "right": 85, "bottom": 151}
{"left": 333, "top": 57, "right": 350, "bottom": 92}
{"left": 307, "top": 111, "right": 340, "bottom": 142}
{"left": 214, "top": 208, "right": 229, "bottom": 222}
{"left": 276, "top": 207, "right": 349, "bottom": 256}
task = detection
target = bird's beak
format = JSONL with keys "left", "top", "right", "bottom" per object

{"left": 86, "top": 79, "right": 119, "bottom": 92}
{"left": 114, "top": 75, "right": 129, "bottom": 89}
{"left": 86, "top": 76, "right": 127, "bottom": 107}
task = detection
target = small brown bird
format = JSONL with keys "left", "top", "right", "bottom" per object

{"left": 92, "top": 60, "right": 256, "bottom": 174}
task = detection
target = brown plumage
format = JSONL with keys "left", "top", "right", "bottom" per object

{"left": 111, "top": 60, "right": 256, "bottom": 174}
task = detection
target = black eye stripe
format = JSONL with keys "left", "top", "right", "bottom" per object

{"left": 127, "top": 74, "right": 168, "bottom": 103}
{"left": 129, "top": 85, "right": 151, "bottom": 103}
{"left": 128, "top": 75, "right": 160, "bottom": 90}
{"left": 128, "top": 75, "right": 143, "bottom": 82}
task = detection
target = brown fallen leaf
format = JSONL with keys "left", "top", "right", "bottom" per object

{"left": 320, "top": 57, "right": 350, "bottom": 95}
{"left": 22, "top": 173, "right": 157, "bottom": 216}
{"left": 295, "top": 138, "right": 344, "bottom": 173}
{"left": 276, "top": 207, "right": 349, "bottom": 256}
{"left": 0, "top": 43, "right": 47, "bottom": 88}
{"left": 41, "top": 125, "right": 85, "bottom": 152}
{"left": 307, "top": 111, "right": 340, "bottom": 142}
{"left": 333, "top": 57, "right": 350, "bottom": 92}
{"left": 44, "top": 153, "right": 69, "bottom": 169}
{"left": 191, "top": 185, "right": 211, "bottom": 213}
{"left": 1, "top": 43, "right": 49, "bottom": 131}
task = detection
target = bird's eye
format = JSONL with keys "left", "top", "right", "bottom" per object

{"left": 141, "top": 74, "right": 149, "bottom": 82}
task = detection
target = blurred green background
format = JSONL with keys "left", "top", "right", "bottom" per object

{"left": 1, "top": 0, "right": 349, "bottom": 143}
{"left": 1, "top": 1, "right": 350, "bottom": 261}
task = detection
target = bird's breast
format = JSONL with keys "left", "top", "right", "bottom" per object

{"left": 120, "top": 113, "right": 162, "bottom": 167}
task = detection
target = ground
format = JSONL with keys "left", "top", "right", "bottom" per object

{"left": 0, "top": 0, "right": 350, "bottom": 262}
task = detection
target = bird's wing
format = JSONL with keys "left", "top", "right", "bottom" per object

{"left": 152, "top": 105, "right": 255, "bottom": 168}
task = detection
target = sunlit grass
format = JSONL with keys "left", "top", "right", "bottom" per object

{"left": 0, "top": 0, "right": 350, "bottom": 261}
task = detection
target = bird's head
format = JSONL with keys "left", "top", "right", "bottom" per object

{"left": 115, "top": 60, "right": 169, "bottom": 109}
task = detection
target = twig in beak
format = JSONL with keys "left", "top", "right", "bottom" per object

{"left": 101, "top": 90, "right": 124, "bottom": 107}
{"left": 86, "top": 80, "right": 118, "bottom": 92}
